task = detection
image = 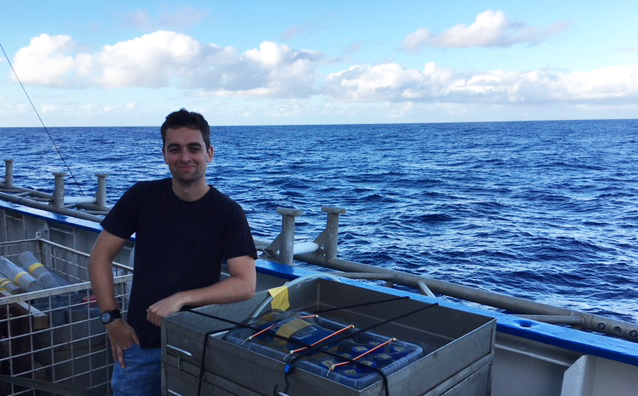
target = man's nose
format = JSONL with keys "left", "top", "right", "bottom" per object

{"left": 179, "top": 151, "right": 191, "bottom": 162}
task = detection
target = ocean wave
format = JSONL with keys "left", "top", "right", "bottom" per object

{"left": 2, "top": 120, "right": 638, "bottom": 322}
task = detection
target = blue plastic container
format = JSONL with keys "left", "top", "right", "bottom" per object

{"left": 225, "top": 311, "right": 424, "bottom": 390}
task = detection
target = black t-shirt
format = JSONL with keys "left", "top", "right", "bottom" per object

{"left": 100, "top": 178, "right": 257, "bottom": 347}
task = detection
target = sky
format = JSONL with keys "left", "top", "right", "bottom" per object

{"left": 1, "top": 1, "right": 637, "bottom": 127}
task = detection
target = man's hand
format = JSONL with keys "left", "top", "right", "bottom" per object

{"left": 146, "top": 293, "right": 186, "bottom": 327}
{"left": 105, "top": 319, "right": 140, "bottom": 368}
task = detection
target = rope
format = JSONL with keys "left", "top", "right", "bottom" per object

{"left": 0, "top": 41, "right": 86, "bottom": 196}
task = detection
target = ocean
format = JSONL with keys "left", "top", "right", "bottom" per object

{"left": 1, "top": 120, "right": 637, "bottom": 323}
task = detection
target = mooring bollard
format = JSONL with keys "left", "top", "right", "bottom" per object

{"left": 318, "top": 206, "right": 347, "bottom": 261}
{"left": 262, "top": 208, "right": 303, "bottom": 265}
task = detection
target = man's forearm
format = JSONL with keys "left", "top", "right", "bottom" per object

{"left": 89, "top": 230, "right": 128, "bottom": 312}
{"left": 146, "top": 255, "right": 256, "bottom": 326}
{"left": 177, "top": 274, "right": 256, "bottom": 307}
{"left": 89, "top": 256, "right": 119, "bottom": 311}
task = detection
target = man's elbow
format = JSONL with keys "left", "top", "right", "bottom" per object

{"left": 242, "top": 277, "right": 256, "bottom": 300}
{"left": 228, "top": 256, "right": 257, "bottom": 301}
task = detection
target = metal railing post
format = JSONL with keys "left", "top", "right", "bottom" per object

{"left": 4, "top": 159, "right": 14, "bottom": 188}
{"left": 278, "top": 207, "right": 302, "bottom": 265}
{"left": 52, "top": 172, "right": 65, "bottom": 209}
{"left": 96, "top": 174, "right": 108, "bottom": 209}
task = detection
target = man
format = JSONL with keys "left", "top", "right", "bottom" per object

{"left": 90, "top": 109, "right": 257, "bottom": 395}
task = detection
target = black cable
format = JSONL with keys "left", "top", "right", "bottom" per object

{"left": 188, "top": 310, "right": 379, "bottom": 396}
{"left": 196, "top": 326, "right": 236, "bottom": 396}
{"left": 0, "top": 41, "right": 85, "bottom": 196}
{"left": 187, "top": 298, "right": 438, "bottom": 396}
{"left": 287, "top": 301, "right": 439, "bottom": 396}
{"left": 313, "top": 295, "right": 409, "bottom": 314}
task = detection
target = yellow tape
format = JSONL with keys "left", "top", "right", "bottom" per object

{"left": 0, "top": 278, "right": 11, "bottom": 287}
{"left": 29, "top": 263, "right": 44, "bottom": 273}
{"left": 268, "top": 285, "right": 290, "bottom": 311}
{"left": 14, "top": 271, "right": 28, "bottom": 284}
{"left": 276, "top": 318, "right": 311, "bottom": 338}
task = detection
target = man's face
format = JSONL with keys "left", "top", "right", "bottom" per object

{"left": 162, "top": 127, "right": 214, "bottom": 184}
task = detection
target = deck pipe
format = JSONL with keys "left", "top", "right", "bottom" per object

{"left": 0, "top": 163, "right": 109, "bottom": 221}
{"left": 285, "top": 207, "right": 638, "bottom": 342}
{"left": 295, "top": 251, "right": 638, "bottom": 341}
{"left": 0, "top": 190, "right": 104, "bottom": 222}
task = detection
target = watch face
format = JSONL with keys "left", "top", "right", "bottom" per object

{"left": 101, "top": 310, "right": 120, "bottom": 324}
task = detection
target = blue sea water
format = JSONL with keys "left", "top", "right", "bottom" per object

{"left": 1, "top": 120, "right": 637, "bottom": 323}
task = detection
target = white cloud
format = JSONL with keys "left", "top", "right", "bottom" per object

{"left": 401, "top": 10, "right": 570, "bottom": 52}
{"left": 325, "top": 62, "right": 454, "bottom": 102}
{"left": 616, "top": 47, "right": 638, "bottom": 52}
{"left": 12, "top": 32, "right": 324, "bottom": 98}
{"left": 41, "top": 104, "right": 61, "bottom": 113}
{"left": 325, "top": 62, "right": 638, "bottom": 105}
{"left": 9, "top": 31, "right": 638, "bottom": 118}
{"left": 94, "top": 31, "right": 203, "bottom": 88}
{"left": 13, "top": 34, "right": 78, "bottom": 87}
{"left": 54, "top": 102, "right": 140, "bottom": 117}
{"left": 208, "top": 41, "right": 323, "bottom": 98}
{"left": 555, "top": 65, "right": 638, "bottom": 100}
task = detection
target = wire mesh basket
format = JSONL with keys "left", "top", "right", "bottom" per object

{"left": 0, "top": 238, "right": 132, "bottom": 396}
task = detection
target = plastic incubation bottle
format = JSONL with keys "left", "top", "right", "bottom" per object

{"left": 0, "top": 256, "right": 43, "bottom": 292}
{"left": 18, "top": 251, "right": 63, "bottom": 289}
{"left": 0, "top": 276, "right": 26, "bottom": 294}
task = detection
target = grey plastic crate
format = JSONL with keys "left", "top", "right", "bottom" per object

{"left": 163, "top": 278, "right": 496, "bottom": 396}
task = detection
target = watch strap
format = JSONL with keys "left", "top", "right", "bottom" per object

{"left": 100, "top": 309, "right": 121, "bottom": 325}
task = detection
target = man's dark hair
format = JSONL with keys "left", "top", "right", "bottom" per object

{"left": 161, "top": 108, "right": 211, "bottom": 149}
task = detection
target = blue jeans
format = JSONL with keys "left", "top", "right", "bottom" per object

{"left": 111, "top": 344, "right": 161, "bottom": 396}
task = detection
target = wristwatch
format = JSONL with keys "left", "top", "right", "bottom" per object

{"left": 100, "top": 309, "right": 121, "bottom": 325}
